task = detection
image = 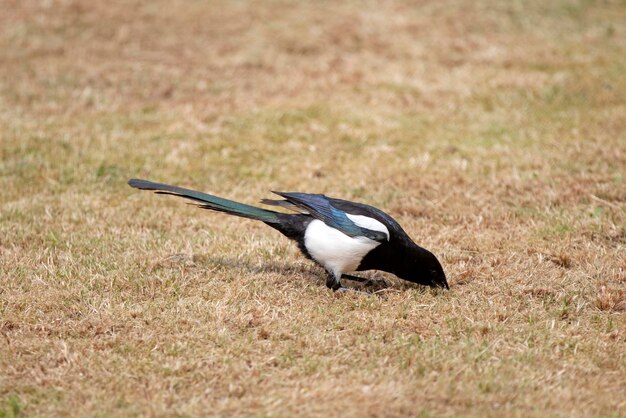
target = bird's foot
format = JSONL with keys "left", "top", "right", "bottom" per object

{"left": 326, "top": 274, "right": 342, "bottom": 291}
{"left": 362, "top": 278, "right": 389, "bottom": 288}
{"left": 342, "top": 274, "right": 388, "bottom": 289}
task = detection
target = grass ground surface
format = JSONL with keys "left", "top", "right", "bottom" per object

{"left": 1, "top": 0, "right": 625, "bottom": 416}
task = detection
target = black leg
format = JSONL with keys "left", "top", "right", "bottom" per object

{"left": 342, "top": 274, "right": 389, "bottom": 289}
{"left": 325, "top": 272, "right": 375, "bottom": 296}
{"left": 325, "top": 272, "right": 341, "bottom": 291}
{"left": 341, "top": 274, "right": 368, "bottom": 283}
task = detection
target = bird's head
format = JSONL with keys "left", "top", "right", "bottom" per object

{"left": 395, "top": 246, "right": 449, "bottom": 289}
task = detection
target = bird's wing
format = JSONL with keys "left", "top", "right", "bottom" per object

{"left": 271, "top": 192, "right": 388, "bottom": 242}
{"left": 260, "top": 199, "right": 310, "bottom": 214}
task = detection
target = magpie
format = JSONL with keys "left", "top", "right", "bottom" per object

{"left": 128, "top": 179, "right": 448, "bottom": 292}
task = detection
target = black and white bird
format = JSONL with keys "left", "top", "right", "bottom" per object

{"left": 128, "top": 179, "right": 448, "bottom": 292}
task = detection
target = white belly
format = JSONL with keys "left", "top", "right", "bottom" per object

{"left": 304, "top": 219, "right": 382, "bottom": 276}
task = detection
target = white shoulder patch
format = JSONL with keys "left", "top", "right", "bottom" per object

{"left": 346, "top": 213, "right": 390, "bottom": 241}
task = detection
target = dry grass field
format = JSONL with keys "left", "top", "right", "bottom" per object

{"left": 1, "top": 0, "right": 625, "bottom": 416}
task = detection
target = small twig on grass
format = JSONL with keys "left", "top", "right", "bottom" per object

{"left": 590, "top": 194, "right": 623, "bottom": 210}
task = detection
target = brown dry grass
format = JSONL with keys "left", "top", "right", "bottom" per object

{"left": 1, "top": 0, "right": 625, "bottom": 416}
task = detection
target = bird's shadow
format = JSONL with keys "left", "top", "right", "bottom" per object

{"left": 156, "top": 253, "right": 426, "bottom": 293}
{"left": 193, "top": 254, "right": 314, "bottom": 278}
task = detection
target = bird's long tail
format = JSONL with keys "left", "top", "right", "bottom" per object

{"left": 128, "top": 179, "right": 280, "bottom": 224}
